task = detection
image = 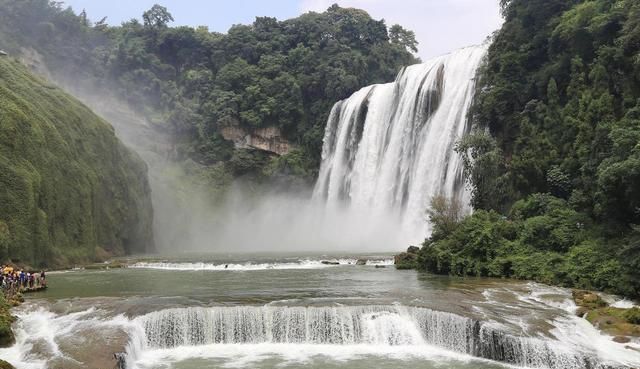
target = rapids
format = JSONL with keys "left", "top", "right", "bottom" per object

{"left": 1, "top": 259, "right": 638, "bottom": 369}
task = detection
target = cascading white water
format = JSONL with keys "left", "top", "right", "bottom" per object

{"left": 125, "top": 305, "right": 617, "bottom": 369}
{"left": 313, "top": 46, "right": 486, "bottom": 241}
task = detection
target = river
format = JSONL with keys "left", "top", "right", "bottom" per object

{"left": 1, "top": 253, "right": 639, "bottom": 369}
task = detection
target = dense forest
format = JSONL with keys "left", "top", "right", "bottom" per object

{"left": 3, "top": 0, "right": 640, "bottom": 298}
{"left": 0, "top": 56, "right": 154, "bottom": 267}
{"left": 0, "top": 0, "right": 418, "bottom": 183}
{"left": 412, "top": 0, "right": 640, "bottom": 297}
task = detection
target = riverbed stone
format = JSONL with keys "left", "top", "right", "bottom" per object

{"left": 613, "top": 335, "right": 631, "bottom": 343}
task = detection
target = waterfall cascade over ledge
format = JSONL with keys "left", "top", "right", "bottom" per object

{"left": 125, "top": 305, "right": 623, "bottom": 369}
{"left": 313, "top": 46, "right": 486, "bottom": 243}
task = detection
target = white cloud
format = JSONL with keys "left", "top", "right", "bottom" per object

{"left": 298, "top": 0, "right": 503, "bottom": 60}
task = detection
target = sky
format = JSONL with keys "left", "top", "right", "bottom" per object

{"left": 61, "top": 0, "right": 503, "bottom": 59}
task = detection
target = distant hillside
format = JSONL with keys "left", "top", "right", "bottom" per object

{"left": 0, "top": 56, "right": 154, "bottom": 267}
{"left": 0, "top": 1, "right": 418, "bottom": 184}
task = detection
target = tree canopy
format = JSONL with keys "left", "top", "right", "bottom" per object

{"left": 419, "top": 0, "right": 640, "bottom": 298}
{"left": 0, "top": 1, "right": 418, "bottom": 180}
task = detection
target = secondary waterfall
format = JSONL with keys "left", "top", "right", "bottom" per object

{"left": 313, "top": 46, "right": 486, "bottom": 241}
{"left": 125, "top": 305, "right": 616, "bottom": 369}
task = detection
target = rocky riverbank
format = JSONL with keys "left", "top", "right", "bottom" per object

{"left": 0, "top": 294, "right": 14, "bottom": 348}
{"left": 0, "top": 360, "right": 15, "bottom": 369}
{"left": 0, "top": 293, "right": 18, "bottom": 368}
{"left": 573, "top": 290, "right": 640, "bottom": 345}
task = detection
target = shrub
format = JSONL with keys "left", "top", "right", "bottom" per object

{"left": 624, "top": 307, "right": 640, "bottom": 325}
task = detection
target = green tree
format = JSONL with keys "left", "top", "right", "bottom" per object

{"left": 389, "top": 24, "right": 418, "bottom": 53}
{"left": 142, "top": 4, "right": 174, "bottom": 28}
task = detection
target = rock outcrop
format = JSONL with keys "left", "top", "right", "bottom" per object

{"left": 220, "top": 125, "right": 296, "bottom": 156}
{"left": 0, "top": 359, "right": 16, "bottom": 369}
{"left": 394, "top": 246, "right": 420, "bottom": 269}
{"left": 572, "top": 289, "right": 640, "bottom": 343}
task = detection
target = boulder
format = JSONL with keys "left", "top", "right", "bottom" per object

{"left": 613, "top": 336, "right": 630, "bottom": 343}
{"left": 320, "top": 260, "right": 339, "bottom": 265}
{"left": 394, "top": 251, "right": 418, "bottom": 269}
{"left": 355, "top": 259, "right": 367, "bottom": 265}
{"left": 572, "top": 290, "right": 608, "bottom": 309}
{"left": 0, "top": 359, "right": 16, "bottom": 369}
{"left": 575, "top": 306, "right": 589, "bottom": 317}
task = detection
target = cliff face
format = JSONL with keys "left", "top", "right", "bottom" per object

{"left": 220, "top": 125, "right": 297, "bottom": 156}
{"left": 0, "top": 56, "right": 154, "bottom": 267}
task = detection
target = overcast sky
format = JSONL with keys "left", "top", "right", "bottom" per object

{"left": 62, "top": 0, "right": 503, "bottom": 59}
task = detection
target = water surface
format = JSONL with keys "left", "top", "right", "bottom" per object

{"left": 2, "top": 253, "right": 638, "bottom": 369}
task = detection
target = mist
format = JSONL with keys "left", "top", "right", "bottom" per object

{"left": 172, "top": 183, "right": 417, "bottom": 253}
{"left": 43, "top": 70, "right": 417, "bottom": 255}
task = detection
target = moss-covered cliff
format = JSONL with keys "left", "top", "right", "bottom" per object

{"left": 0, "top": 56, "right": 154, "bottom": 267}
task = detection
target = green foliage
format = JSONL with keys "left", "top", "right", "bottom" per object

{"left": 419, "top": 210, "right": 514, "bottom": 277}
{"left": 143, "top": 4, "right": 174, "bottom": 28}
{"left": 263, "top": 149, "right": 316, "bottom": 179}
{"left": 440, "top": 0, "right": 640, "bottom": 297}
{"left": 416, "top": 194, "right": 639, "bottom": 297}
{"left": 0, "top": 294, "right": 14, "bottom": 348}
{"left": 456, "top": 132, "right": 510, "bottom": 211}
{"left": 625, "top": 307, "right": 640, "bottom": 324}
{"left": 389, "top": 24, "right": 418, "bottom": 53}
{"left": 427, "top": 195, "right": 465, "bottom": 239}
{"left": 0, "top": 57, "right": 154, "bottom": 267}
{"left": 0, "top": 1, "right": 418, "bottom": 179}
{"left": 472, "top": 0, "right": 640, "bottom": 222}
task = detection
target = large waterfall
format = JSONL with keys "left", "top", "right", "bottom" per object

{"left": 126, "top": 305, "right": 615, "bottom": 369}
{"left": 313, "top": 46, "right": 486, "bottom": 241}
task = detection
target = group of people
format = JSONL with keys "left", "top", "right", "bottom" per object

{"left": 1, "top": 266, "right": 46, "bottom": 297}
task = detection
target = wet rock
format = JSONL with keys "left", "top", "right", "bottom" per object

{"left": 27, "top": 338, "right": 57, "bottom": 360}
{"left": 220, "top": 125, "right": 296, "bottom": 155}
{"left": 572, "top": 290, "right": 608, "bottom": 309}
{"left": 0, "top": 359, "right": 16, "bottom": 369}
{"left": 356, "top": 259, "right": 367, "bottom": 265}
{"left": 613, "top": 335, "right": 630, "bottom": 343}
{"left": 321, "top": 260, "right": 339, "bottom": 265}
{"left": 0, "top": 296, "right": 16, "bottom": 348}
{"left": 51, "top": 323, "right": 130, "bottom": 369}
{"left": 575, "top": 306, "right": 589, "bottom": 317}
{"left": 374, "top": 265, "right": 386, "bottom": 269}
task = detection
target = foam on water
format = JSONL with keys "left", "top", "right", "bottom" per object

{"left": 3, "top": 297, "right": 639, "bottom": 369}
{"left": 128, "top": 258, "right": 394, "bottom": 271}
{"left": 0, "top": 307, "right": 134, "bottom": 369}
{"left": 131, "top": 343, "right": 497, "bottom": 369}
{"left": 600, "top": 294, "right": 639, "bottom": 309}
{"left": 122, "top": 304, "right": 636, "bottom": 369}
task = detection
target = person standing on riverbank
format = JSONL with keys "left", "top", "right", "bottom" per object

{"left": 0, "top": 265, "right": 47, "bottom": 296}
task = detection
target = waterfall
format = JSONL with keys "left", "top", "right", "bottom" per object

{"left": 126, "top": 305, "right": 618, "bottom": 369}
{"left": 313, "top": 46, "right": 486, "bottom": 241}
